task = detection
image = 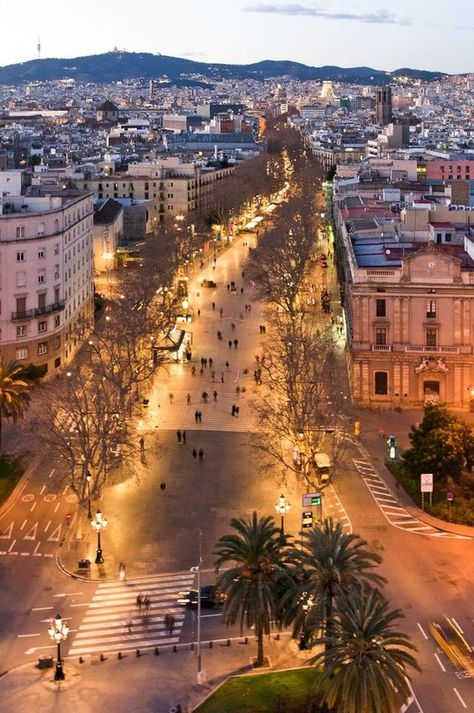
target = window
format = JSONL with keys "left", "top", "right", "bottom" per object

{"left": 16, "top": 325, "right": 27, "bottom": 338}
{"left": 374, "top": 372, "right": 388, "bottom": 395}
{"left": 375, "top": 299, "right": 386, "bottom": 317}
{"left": 426, "top": 300, "right": 436, "bottom": 319}
{"left": 375, "top": 328, "right": 387, "bottom": 345}
{"left": 16, "top": 226, "right": 25, "bottom": 238}
{"left": 38, "top": 270, "right": 46, "bottom": 284}
{"left": 426, "top": 328, "right": 437, "bottom": 347}
{"left": 54, "top": 287, "right": 60, "bottom": 303}
{"left": 54, "top": 315, "right": 60, "bottom": 328}
{"left": 38, "top": 293, "right": 46, "bottom": 311}
{"left": 38, "top": 321, "right": 47, "bottom": 333}
{"left": 16, "top": 348, "right": 28, "bottom": 360}
{"left": 54, "top": 264, "right": 60, "bottom": 280}
{"left": 445, "top": 233, "right": 452, "bottom": 242}
{"left": 16, "top": 297, "right": 26, "bottom": 315}
{"left": 54, "top": 243, "right": 59, "bottom": 255}
{"left": 38, "top": 342, "right": 48, "bottom": 356}
{"left": 54, "top": 357, "right": 61, "bottom": 368}
{"left": 38, "top": 248, "right": 45, "bottom": 259}
{"left": 16, "top": 271, "right": 26, "bottom": 287}
{"left": 54, "top": 336, "right": 61, "bottom": 349}
{"left": 16, "top": 251, "right": 25, "bottom": 262}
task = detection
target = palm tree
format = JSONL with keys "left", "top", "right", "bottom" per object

{"left": 214, "top": 511, "right": 293, "bottom": 666}
{"left": 284, "top": 518, "right": 385, "bottom": 652}
{"left": 0, "top": 360, "right": 30, "bottom": 449}
{"left": 310, "top": 587, "right": 420, "bottom": 713}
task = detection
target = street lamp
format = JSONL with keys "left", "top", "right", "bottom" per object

{"left": 299, "top": 594, "right": 314, "bottom": 650}
{"left": 48, "top": 613, "right": 69, "bottom": 680}
{"left": 88, "top": 339, "right": 93, "bottom": 364}
{"left": 275, "top": 494, "right": 291, "bottom": 535}
{"left": 86, "top": 470, "right": 92, "bottom": 520}
{"left": 91, "top": 510, "right": 107, "bottom": 564}
{"left": 191, "top": 528, "right": 204, "bottom": 684}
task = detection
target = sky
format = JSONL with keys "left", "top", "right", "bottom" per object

{"left": 1, "top": 0, "right": 473, "bottom": 74}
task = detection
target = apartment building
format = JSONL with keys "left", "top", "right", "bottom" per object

{"left": 75, "top": 158, "right": 234, "bottom": 228}
{"left": 0, "top": 189, "right": 94, "bottom": 376}
{"left": 335, "top": 178, "right": 474, "bottom": 409}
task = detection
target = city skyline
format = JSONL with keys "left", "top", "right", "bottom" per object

{"left": 0, "top": 0, "right": 473, "bottom": 75}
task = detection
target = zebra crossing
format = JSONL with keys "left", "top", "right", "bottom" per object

{"left": 67, "top": 571, "right": 196, "bottom": 657}
{"left": 353, "top": 459, "right": 468, "bottom": 540}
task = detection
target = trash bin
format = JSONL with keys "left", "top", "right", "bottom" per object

{"left": 38, "top": 655, "right": 53, "bottom": 669}
{"left": 78, "top": 558, "right": 90, "bottom": 569}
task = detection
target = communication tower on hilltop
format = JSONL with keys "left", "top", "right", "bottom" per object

{"left": 37, "top": 38, "right": 41, "bottom": 60}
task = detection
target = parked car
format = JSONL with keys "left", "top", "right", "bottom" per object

{"left": 177, "top": 585, "right": 226, "bottom": 609}
{"left": 314, "top": 452, "right": 331, "bottom": 485}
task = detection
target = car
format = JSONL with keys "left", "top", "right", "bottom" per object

{"left": 429, "top": 617, "right": 474, "bottom": 673}
{"left": 177, "top": 585, "right": 226, "bottom": 609}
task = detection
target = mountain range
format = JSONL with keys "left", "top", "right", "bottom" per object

{"left": 0, "top": 51, "right": 447, "bottom": 86}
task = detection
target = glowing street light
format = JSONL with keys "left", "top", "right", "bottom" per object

{"left": 91, "top": 510, "right": 107, "bottom": 564}
{"left": 275, "top": 493, "right": 291, "bottom": 535}
{"left": 48, "top": 613, "right": 69, "bottom": 680}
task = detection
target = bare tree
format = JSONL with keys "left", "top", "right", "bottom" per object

{"left": 35, "top": 366, "right": 141, "bottom": 504}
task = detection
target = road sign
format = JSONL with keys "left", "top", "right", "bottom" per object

{"left": 420, "top": 473, "right": 433, "bottom": 493}
{"left": 302, "top": 511, "right": 313, "bottom": 529}
{"left": 302, "top": 492, "right": 322, "bottom": 507}
{"left": 447, "top": 491, "right": 454, "bottom": 502}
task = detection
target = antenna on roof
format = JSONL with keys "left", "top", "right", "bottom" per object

{"left": 37, "top": 37, "right": 41, "bottom": 60}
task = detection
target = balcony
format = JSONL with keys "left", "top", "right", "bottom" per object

{"left": 12, "top": 300, "right": 65, "bottom": 321}
{"left": 372, "top": 344, "right": 392, "bottom": 352}
{"left": 405, "top": 345, "right": 459, "bottom": 354}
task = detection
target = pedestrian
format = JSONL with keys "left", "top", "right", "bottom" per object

{"left": 212, "top": 302, "right": 215, "bottom": 311}
{"left": 231, "top": 322, "right": 235, "bottom": 331}
{"left": 144, "top": 596, "right": 151, "bottom": 613}
{"left": 221, "top": 373, "right": 224, "bottom": 383}
{"left": 256, "top": 355, "right": 260, "bottom": 364}
{"left": 192, "top": 448, "right": 197, "bottom": 459}
{"left": 213, "top": 390, "right": 218, "bottom": 401}
{"left": 202, "top": 391, "right": 208, "bottom": 402}
{"left": 200, "top": 367, "right": 204, "bottom": 377}
{"left": 240, "top": 287, "right": 244, "bottom": 294}
{"left": 197, "top": 309, "right": 201, "bottom": 317}
{"left": 119, "top": 561, "right": 126, "bottom": 581}
{"left": 228, "top": 340, "right": 232, "bottom": 349}
{"left": 177, "top": 430, "right": 182, "bottom": 444}
{"left": 198, "top": 448, "right": 204, "bottom": 462}
{"left": 194, "top": 410, "right": 199, "bottom": 424}
{"left": 233, "top": 339, "right": 238, "bottom": 348}
{"left": 262, "top": 325, "right": 266, "bottom": 334}
{"left": 235, "top": 405, "right": 240, "bottom": 416}
{"left": 160, "top": 482, "right": 166, "bottom": 494}
{"left": 204, "top": 358, "right": 208, "bottom": 368}
{"left": 241, "top": 270, "right": 245, "bottom": 278}
{"left": 169, "top": 393, "right": 174, "bottom": 405}
{"left": 211, "top": 371, "right": 215, "bottom": 382}
{"left": 217, "top": 330, "right": 222, "bottom": 340}
{"left": 191, "top": 365, "right": 196, "bottom": 376}
{"left": 198, "top": 410, "right": 202, "bottom": 423}
{"left": 227, "top": 283, "right": 230, "bottom": 291}
{"left": 182, "top": 430, "right": 186, "bottom": 445}
{"left": 225, "top": 361, "right": 230, "bottom": 369}
{"left": 136, "top": 593, "right": 143, "bottom": 610}
{"left": 231, "top": 405, "right": 236, "bottom": 417}
{"left": 209, "top": 357, "right": 213, "bottom": 368}
{"left": 139, "top": 436, "right": 145, "bottom": 452}
{"left": 220, "top": 307, "right": 223, "bottom": 317}
{"left": 187, "top": 393, "right": 191, "bottom": 405}
{"left": 236, "top": 386, "right": 240, "bottom": 396}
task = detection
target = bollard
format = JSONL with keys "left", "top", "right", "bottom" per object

{"left": 136, "top": 649, "right": 141, "bottom": 658}
{"left": 173, "top": 644, "right": 177, "bottom": 652}
{"left": 209, "top": 641, "right": 213, "bottom": 649}
{"left": 227, "top": 639, "right": 231, "bottom": 647}
{"left": 155, "top": 647, "right": 159, "bottom": 656}
{"left": 79, "top": 656, "right": 84, "bottom": 664}
{"left": 118, "top": 652, "right": 123, "bottom": 660}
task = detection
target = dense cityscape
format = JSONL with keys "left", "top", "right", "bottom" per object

{"left": 1, "top": 3, "right": 474, "bottom": 713}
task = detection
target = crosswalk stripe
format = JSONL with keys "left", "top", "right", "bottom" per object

{"left": 95, "top": 572, "right": 195, "bottom": 590}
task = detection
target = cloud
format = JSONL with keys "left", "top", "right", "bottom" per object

{"left": 243, "top": 3, "right": 411, "bottom": 25}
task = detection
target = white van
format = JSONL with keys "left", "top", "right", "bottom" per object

{"left": 314, "top": 453, "right": 331, "bottom": 485}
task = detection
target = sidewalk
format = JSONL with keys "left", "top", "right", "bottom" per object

{"left": 0, "top": 635, "right": 303, "bottom": 713}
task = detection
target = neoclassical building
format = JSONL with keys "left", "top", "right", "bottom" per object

{"left": 0, "top": 188, "right": 94, "bottom": 376}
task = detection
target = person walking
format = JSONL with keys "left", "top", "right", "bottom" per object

{"left": 220, "top": 307, "right": 223, "bottom": 317}
{"left": 139, "top": 436, "right": 145, "bottom": 453}
{"left": 194, "top": 410, "right": 199, "bottom": 424}
{"left": 221, "top": 373, "right": 224, "bottom": 383}
{"left": 177, "top": 430, "right": 182, "bottom": 444}
{"left": 225, "top": 361, "right": 230, "bottom": 369}
{"left": 198, "top": 448, "right": 204, "bottom": 462}
{"left": 182, "top": 430, "right": 186, "bottom": 445}
{"left": 233, "top": 339, "right": 239, "bottom": 348}
{"left": 213, "top": 390, "right": 218, "bottom": 402}
{"left": 231, "top": 322, "right": 235, "bottom": 331}
{"left": 198, "top": 410, "right": 202, "bottom": 423}
{"left": 212, "top": 302, "right": 215, "bottom": 311}
{"left": 240, "top": 287, "right": 244, "bottom": 295}
{"left": 227, "top": 283, "right": 230, "bottom": 292}
{"left": 197, "top": 309, "right": 201, "bottom": 317}
{"left": 209, "top": 357, "right": 213, "bottom": 368}
{"left": 203, "top": 358, "right": 208, "bottom": 368}
{"left": 192, "top": 448, "right": 197, "bottom": 459}
{"left": 231, "top": 404, "right": 236, "bottom": 417}
{"left": 191, "top": 365, "right": 196, "bottom": 376}
{"left": 126, "top": 614, "right": 133, "bottom": 633}
{"left": 136, "top": 593, "right": 144, "bottom": 611}
{"left": 169, "top": 393, "right": 174, "bottom": 405}
{"left": 217, "top": 330, "right": 222, "bottom": 340}
{"left": 187, "top": 393, "right": 191, "bottom": 405}
{"left": 160, "top": 482, "right": 166, "bottom": 494}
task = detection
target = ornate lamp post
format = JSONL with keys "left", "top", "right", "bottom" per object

{"left": 275, "top": 494, "right": 291, "bottom": 535}
{"left": 48, "top": 613, "right": 69, "bottom": 680}
{"left": 86, "top": 470, "right": 92, "bottom": 520}
{"left": 91, "top": 510, "right": 107, "bottom": 564}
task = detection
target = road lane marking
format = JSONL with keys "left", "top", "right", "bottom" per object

{"left": 39, "top": 485, "right": 46, "bottom": 495}
{"left": 32, "top": 606, "right": 53, "bottom": 611}
{"left": 434, "top": 652, "right": 446, "bottom": 671}
{"left": 8, "top": 539, "right": 16, "bottom": 552}
{"left": 20, "top": 519, "right": 27, "bottom": 531}
{"left": 44, "top": 521, "right": 51, "bottom": 532}
{"left": 417, "top": 622, "right": 428, "bottom": 640}
{"left": 20, "top": 552, "right": 30, "bottom": 556}
{"left": 70, "top": 603, "right": 90, "bottom": 608}
{"left": 30, "top": 502, "right": 37, "bottom": 512}
{"left": 24, "top": 645, "right": 55, "bottom": 655}
{"left": 451, "top": 617, "right": 464, "bottom": 634}
{"left": 23, "top": 522, "right": 38, "bottom": 541}
{"left": 453, "top": 688, "right": 467, "bottom": 709}
{"left": 33, "top": 542, "right": 41, "bottom": 554}
{"left": 18, "top": 633, "right": 41, "bottom": 638}
{"left": 47, "top": 524, "right": 62, "bottom": 541}
{"left": 48, "top": 469, "right": 55, "bottom": 479}
{"left": 201, "top": 613, "right": 222, "bottom": 618}
{"left": 0, "top": 522, "right": 14, "bottom": 539}
{"left": 63, "top": 485, "right": 69, "bottom": 495}
{"left": 53, "top": 502, "right": 60, "bottom": 513}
